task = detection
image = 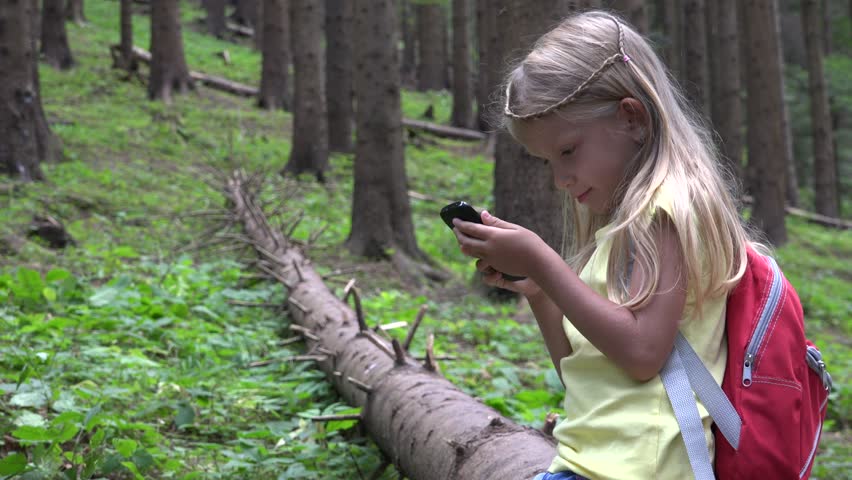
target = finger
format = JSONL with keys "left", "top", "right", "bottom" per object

{"left": 475, "top": 259, "right": 496, "bottom": 274}
{"left": 454, "top": 227, "right": 486, "bottom": 258}
{"left": 452, "top": 218, "right": 493, "bottom": 239}
{"left": 480, "top": 210, "right": 515, "bottom": 230}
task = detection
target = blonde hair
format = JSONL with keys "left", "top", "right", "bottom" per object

{"left": 503, "top": 11, "right": 763, "bottom": 313}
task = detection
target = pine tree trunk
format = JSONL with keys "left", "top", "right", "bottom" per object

{"left": 118, "top": 0, "right": 135, "bottom": 69}
{"left": 66, "top": 0, "right": 85, "bottom": 23}
{"left": 235, "top": 0, "right": 258, "bottom": 27}
{"left": 742, "top": 0, "right": 788, "bottom": 245}
{"left": 493, "top": 1, "right": 569, "bottom": 251}
{"left": 400, "top": 0, "right": 417, "bottom": 87}
{"left": 148, "top": 0, "right": 193, "bottom": 101}
{"left": 41, "top": 0, "right": 75, "bottom": 70}
{"left": 801, "top": 0, "right": 838, "bottom": 217}
{"left": 326, "top": 0, "right": 354, "bottom": 152}
{"left": 476, "top": 0, "right": 499, "bottom": 131}
{"left": 774, "top": 1, "right": 799, "bottom": 207}
{"left": 258, "top": 0, "right": 291, "bottom": 110}
{"left": 664, "top": 0, "right": 683, "bottom": 81}
{"left": 347, "top": 0, "right": 423, "bottom": 260}
{"left": 451, "top": 0, "right": 473, "bottom": 128}
{"left": 284, "top": 0, "right": 328, "bottom": 180}
{"left": 416, "top": 3, "right": 448, "bottom": 91}
{"left": 613, "top": 0, "right": 649, "bottom": 33}
{"left": 683, "top": 0, "right": 708, "bottom": 114}
{"left": 712, "top": 0, "right": 743, "bottom": 180}
{"left": 206, "top": 0, "right": 226, "bottom": 37}
{"left": 1, "top": 0, "right": 62, "bottom": 180}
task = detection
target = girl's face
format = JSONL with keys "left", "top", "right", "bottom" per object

{"left": 514, "top": 99, "right": 646, "bottom": 215}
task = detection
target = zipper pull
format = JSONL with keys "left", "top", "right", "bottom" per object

{"left": 742, "top": 353, "right": 754, "bottom": 387}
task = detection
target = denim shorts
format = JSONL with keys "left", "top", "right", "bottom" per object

{"left": 533, "top": 471, "right": 588, "bottom": 480}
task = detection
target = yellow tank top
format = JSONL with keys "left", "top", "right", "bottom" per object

{"left": 549, "top": 188, "right": 728, "bottom": 479}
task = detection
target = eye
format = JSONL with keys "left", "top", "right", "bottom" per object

{"left": 561, "top": 147, "right": 575, "bottom": 156}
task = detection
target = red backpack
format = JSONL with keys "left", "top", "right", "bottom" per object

{"left": 662, "top": 246, "right": 833, "bottom": 480}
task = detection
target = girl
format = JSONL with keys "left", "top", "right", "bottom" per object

{"left": 451, "top": 11, "right": 761, "bottom": 480}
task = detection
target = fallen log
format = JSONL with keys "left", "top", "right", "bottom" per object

{"left": 741, "top": 195, "right": 851, "bottom": 230}
{"left": 224, "top": 171, "right": 556, "bottom": 479}
{"left": 402, "top": 118, "right": 486, "bottom": 141}
{"left": 130, "top": 46, "right": 257, "bottom": 97}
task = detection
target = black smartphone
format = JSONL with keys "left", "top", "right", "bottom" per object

{"left": 440, "top": 201, "right": 526, "bottom": 282}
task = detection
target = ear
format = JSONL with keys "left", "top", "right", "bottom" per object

{"left": 616, "top": 97, "right": 649, "bottom": 144}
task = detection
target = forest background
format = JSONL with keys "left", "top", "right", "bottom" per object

{"left": 0, "top": 0, "right": 850, "bottom": 479}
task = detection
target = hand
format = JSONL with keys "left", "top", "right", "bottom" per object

{"left": 476, "top": 259, "right": 542, "bottom": 297}
{"left": 452, "top": 210, "right": 551, "bottom": 279}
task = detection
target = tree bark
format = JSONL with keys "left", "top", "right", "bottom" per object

{"left": 711, "top": 0, "right": 743, "bottom": 181}
{"left": 801, "top": 0, "right": 838, "bottom": 217}
{"left": 206, "top": 0, "right": 227, "bottom": 37}
{"left": 326, "top": 0, "right": 354, "bottom": 152}
{"left": 612, "top": 0, "right": 649, "bottom": 33}
{"left": 1, "top": 0, "right": 63, "bottom": 180}
{"left": 451, "top": 0, "right": 473, "bottom": 129}
{"left": 493, "top": 1, "right": 570, "bottom": 252}
{"left": 284, "top": 0, "right": 328, "bottom": 180}
{"left": 774, "top": 0, "right": 799, "bottom": 208}
{"left": 258, "top": 0, "right": 291, "bottom": 110}
{"left": 416, "top": 3, "right": 448, "bottom": 91}
{"left": 664, "top": 0, "right": 683, "bottom": 81}
{"left": 476, "top": 0, "right": 499, "bottom": 131}
{"left": 148, "top": 0, "right": 193, "bottom": 101}
{"left": 226, "top": 171, "right": 557, "bottom": 479}
{"left": 66, "top": 0, "right": 85, "bottom": 23}
{"left": 682, "top": 0, "right": 708, "bottom": 114}
{"left": 400, "top": 0, "right": 417, "bottom": 87}
{"left": 235, "top": 0, "right": 258, "bottom": 27}
{"left": 41, "top": 0, "right": 75, "bottom": 69}
{"left": 742, "top": 0, "right": 787, "bottom": 245}
{"left": 346, "top": 0, "right": 423, "bottom": 260}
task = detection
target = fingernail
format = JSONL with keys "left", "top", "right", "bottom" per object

{"left": 481, "top": 210, "right": 490, "bottom": 219}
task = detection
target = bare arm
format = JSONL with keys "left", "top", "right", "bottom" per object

{"left": 526, "top": 289, "right": 572, "bottom": 380}
{"left": 457, "top": 213, "right": 685, "bottom": 381}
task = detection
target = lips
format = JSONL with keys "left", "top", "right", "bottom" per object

{"left": 577, "top": 189, "right": 591, "bottom": 203}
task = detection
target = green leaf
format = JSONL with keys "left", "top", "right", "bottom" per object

{"left": 112, "top": 246, "right": 139, "bottom": 258}
{"left": 10, "top": 390, "right": 49, "bottom": 408}
{"left": 120, "top": 460, "right": 145, "bottom": 480}
{"left": 52, "top": 422, "right": 80, "bottom": 443}
{"left": 84, "top": 404, "right": 103, "bottom": 431}
{"left": 45, "top": 268, "right": 71, "bottom": 282}
{"left": 113, "top": 438, "right": 138, "bottom": 458}
{"left": 175, "top": 402, "right": 195, "bottom": 428}
{"left": 12, "top": 425, "right": 53, "bottom": 442}
{"left": 42, "top": 287, "right": 57, "bottom": 302}
{"left": 90, "top": 428, "right": 106, "bottom": 449}
{"left": 0, "top": 452, "right": 27, "bottom": 475}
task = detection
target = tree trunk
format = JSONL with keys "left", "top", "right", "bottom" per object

{"left": 683, "top": 0, "right": 708, "bottom": 114}
{"left": 476, "top": 0, "right": 499, "bottom": 131}
{"left": 326, "top": 0, "right": 354, "bottom": 152}
{"left": 258, "top": 0, "right": 291, "bottom": 110}
{"left": 821, "top": 0, "right": 831, "bottom": 54}
{"left": 346, "top": 0, "right": 423, "bottom": 260}
{"left": 284, "top": 0, "right": 328, "bottom": 180}
{"left": 400, "top": 0, "right": 417, "bottom": 87}
{"left": 148, "top": 0, "right": 193, "bottom": 101}
{"left": 416, "top": 3, "right": 448, "bottom": 91}
{"left": 742, "top": 0, "right": 787, "bottom": 245}
{"left": 206, "top": 0, "right": 227, "bottom": 37}
{"left": 664, "top": 0, "right": 683, "bottom": 81}
{"left": 801, "top": 0, "right": 838, "bottom": 217}
{"left": 66, "top": 0, "right": 85, "bottom": 23}
{"left": 774, "top": 1, "right": 799, "bottom": 207}
{"left": 451, "top": 0, "right": 473, "bottom": 128}
{"left": 226, "top": 172, "right": 558, "bottom": 479}
{"left": 41, "top": 0, "right": 75, "bottom": 69}
{"left": 117, "top": 0, "right": 136, "bottom": 70}
{"left": 493, "top": 1, "right": 570, "bottom": 252}
{"left": 1, "top": 0, "right": 62, "bottom": 180}
{"left": 711, "top": 0, "right": 743, "bottom": 181}
{"left": 612, "top": 0, "right": 649, "bottom": 33}
{"left": 235, "top": 0, "right": 258, "bottom": 27}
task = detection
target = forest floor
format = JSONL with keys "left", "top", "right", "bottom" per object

{"left": 0, "top": 2, "right": 849, "bottom": 479}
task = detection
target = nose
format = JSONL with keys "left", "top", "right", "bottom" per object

{"left": 550, "top": 162, "right": 574, "bottom": 190}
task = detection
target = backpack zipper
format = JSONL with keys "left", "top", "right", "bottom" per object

{"left": 742, "top": 256, "right": 783, "bottom": 387}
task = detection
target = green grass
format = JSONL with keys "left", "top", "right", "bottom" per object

{"left": 1, "top": 2, "right": 849, "bottom": 479}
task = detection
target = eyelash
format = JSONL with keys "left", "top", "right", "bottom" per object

{"left": 562, "top": 147, "right": 575, "bottom": 156}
